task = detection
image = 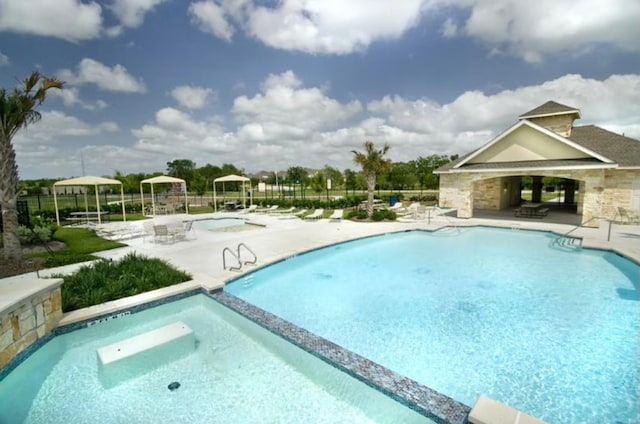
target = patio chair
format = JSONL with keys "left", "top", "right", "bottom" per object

{"left": 168, "top": 220, "right": 196, "bottom": 240}
{"left": 142, "top": 221, "right": 155, "bottom": 243}
{"left": 153, "top": 225, "right": 175, "bottom": 244}
{"left": 304, "top": 209, "right": 324, "bottom": 220}
{"left": 616, "top": 207, "right": 640, "bottom": 224}
{"left": 329, "top": 209, "right": 343, "bottom": 222}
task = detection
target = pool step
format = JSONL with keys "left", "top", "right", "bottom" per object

{"left": 468, "top": 395, "right": 547, "bottom": 424}
{"left": 97, "top": 321, "right": 195, "bottom": 387}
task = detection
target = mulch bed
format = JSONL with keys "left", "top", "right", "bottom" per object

{"left": 0, "top": 241, "right": 66, "bottom": 279}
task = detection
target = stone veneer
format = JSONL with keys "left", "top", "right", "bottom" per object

{"left": 438, "top": 168, "right": 640, "bottom": 227}
{"left": 527, "top": 114, "right": 576, "bottom": 137}
{"left": 0, "top": 280, "right": 63, "bottom": 369}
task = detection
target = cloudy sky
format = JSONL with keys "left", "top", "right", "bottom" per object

{"left": 1, "top": 0, "right": 638, "bottom": 179}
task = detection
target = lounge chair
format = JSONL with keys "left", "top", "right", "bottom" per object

{"left": 329, "top": 209, "right": 343, "bottom": 221}
{"left": 239, "top": 204, "right": 258, "bottom": 214}
{"left": 304, "top": 209, "right": 324, "bottom": 220}
{"left": 265, "top": 205, "right": 281, "bottom": 214}
{"left": 389, "top": 202, "right": 403, "bottom": 210}
{"left": 275, "top": 206, "right": 296, "bottom": 214}
{"left": 257, "top": 205, "right": 278, "bottom": 213}
{"left": 279, "top": 208, "right": 306, "bottom": 219}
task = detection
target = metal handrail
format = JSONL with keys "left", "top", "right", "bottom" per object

{"left": 561, "top": 216, "right": 599, "bottom": 238}
{"left": 222, "top": 247, "right": 242, "bottom": 271}
{"left": 554, "top": 215, "right": 603, "bottom": 248}
{"left": 430, "top": 205, "right": 459, "bottom": 231}
{"left": 237, "top": 243, "right": 257, "bottom": 265}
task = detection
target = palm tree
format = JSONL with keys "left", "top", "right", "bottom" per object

{"left": 352, "top": 141, "right": 391, "bottom": 217}
{"left": 1, "top": 71, "right": 64, "bottom": 261}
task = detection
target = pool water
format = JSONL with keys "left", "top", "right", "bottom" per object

{"left": 226, "top": 227, "right": 639, "bottom": 424}
{"left": 192, "top": 217, "right": 247, "bottom": 231}
{"left": 0, "top": 295, "right": 431, "bottom": 424}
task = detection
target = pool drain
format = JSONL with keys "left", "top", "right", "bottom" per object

{"left": 168, "top": 382, "right": 181, "bottom": 391}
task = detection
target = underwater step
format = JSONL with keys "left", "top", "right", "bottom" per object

{"left": 97, "top": 321, "right": 195, "bottom": 388}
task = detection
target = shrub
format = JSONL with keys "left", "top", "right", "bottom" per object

{"left": 371, "top": 210, "right": 385, "bottom": 221}
{"left": 17, "top": 225, "right": 53, "bottom": 245}
{"left": 61, "top": 253, "right": 192, "bottom": 312}
{"left": 384, "top": 210, "right": 397, "bottom": 220}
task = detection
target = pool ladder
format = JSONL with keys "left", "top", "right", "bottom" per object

{"left": 223, "top": 243, "right": 257, "bottom": 271}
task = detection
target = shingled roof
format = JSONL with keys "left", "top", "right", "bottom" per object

{"left": 569, "top": 125, "right": 640, "bottom": 167}
{"left": 519, "top": 101, "right": 581, "bottom": 119}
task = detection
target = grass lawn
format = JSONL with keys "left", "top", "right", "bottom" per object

{"left": 28, "top": 227, "right": 126, "bottom": 268}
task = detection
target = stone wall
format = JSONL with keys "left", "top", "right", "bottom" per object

{"left": 603, "top": 169, "right": 640, "bottom": 217}
{"left": 438, "top": 168, "right": 638, "bottom": 227}
{"left": 0, "top": 282, "right": 63, "bottom": 369}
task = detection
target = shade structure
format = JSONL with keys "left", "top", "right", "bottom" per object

{"left": 212, "top": 174, "right": 251, "bottom": 212}
{"left": 53, "top": 176, "right": 126, "bottom": 225}
{"left": 140, "top": 175, "right": 189, "bottom": 216}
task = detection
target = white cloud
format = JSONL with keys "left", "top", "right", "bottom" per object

{"left": 57, "top": 58, "right": 146, "bottom": 93}
{"left": 0, "top": 0, "right": 102, "bottom": 42}
{"left": 16, "top": 111, "right": 118, "bottom": 142}
{"left": 18, "top": 72, "right": 640, "bottom": 178}
{"left": 170, "top": 85, "right": 215, "bottom": 109}
{"left": 110, "top": 0, "right": 170, "bottom": 28}
{"left": 13, "top": 110, "right": 119, "bottom": 175}
{"left": 233, "top": 70, "right": 362, "bottom": 134}
{"left": 0, "top": 52, "right": 8, "bottom": 66}
{"left": 189, "top": 0, "right": 235, "bottom": 41}
{"left": 132, "top": 107, "right": 232, "bottom": 156}
{"left": 190, "top": 0, "right": 426, "bottom": 54}
{"left": 123, "top": 72, "right": 640, "bottom": 175}
{"left": 438, "top": 0, "right": 640, "bottom": 62}
{"left": 365, "top": 73, "right": 640, "bottom": 160}
{"left": 51, "top": 87, "right": 108, "bottom": 111}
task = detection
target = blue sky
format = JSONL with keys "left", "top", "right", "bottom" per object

{"left": 1, "top": 0, "right": 639, "bottom": 179}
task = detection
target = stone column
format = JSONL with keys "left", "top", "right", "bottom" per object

{"left": 563, "top": 179, "right": 576, "bottom": 205}
{"left": 581, "top": 171, "right": 605, "bottom": 227}
{"left": 531, "top": 176, "right": 543, "bottom": 203}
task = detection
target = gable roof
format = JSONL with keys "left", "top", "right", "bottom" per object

{"left": 519, "top": 100, "right": 581, "bottom": 120}
{"left": 435, "top": 123, "right": 640, "bottom": 173}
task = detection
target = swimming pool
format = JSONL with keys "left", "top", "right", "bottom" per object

{"left": 226, "top": 227, "right": 639, "bottom": 424}
{"left": 0, "top": 295, "right": 432, "bottom": 424}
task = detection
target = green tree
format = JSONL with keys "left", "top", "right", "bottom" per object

{"left": 309, "top": 171, "right": 326, "bottom": 195}
{"left": 388, "top": 162, "right": 417, "bottom": 190}
{"left": 190, "top": 171, "right": 208, "bottom": 195}
{"left": 343, "top": 169, "right": 358, "bottom": 194}
{"left": 413, "top": 154, "right": 452, "bottom": 191}
{"left": 323, "top": 165, "right": 343, "bottom": 189}
{"left": 286, "top": 166, "right": 308, "bottom": 198}
{"left": 351, "top": 141, "right": 392, "bottom": 216}
{"left": 1, "top": 71, "right": 63, "bottom": 261}
{"left": 166, "top": 159, "right": 196, "bottom": 182}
